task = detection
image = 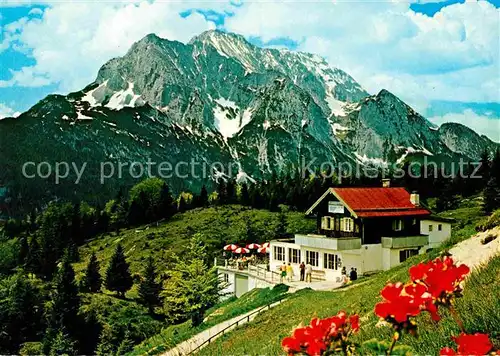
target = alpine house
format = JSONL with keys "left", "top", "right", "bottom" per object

{"left": 269, "top": 180, "right": 453, "bottom": 281}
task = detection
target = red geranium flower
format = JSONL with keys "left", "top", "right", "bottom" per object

{"left": 281, "top": 311, "right": 360, "bottom": 355}
{"left": 374, "top": 282, "right": 424, "bottom": 324}
{"left": 454, "top": 333, "right": 493, "bottom": 355}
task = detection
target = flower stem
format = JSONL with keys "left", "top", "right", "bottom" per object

{"left": 449, "top": 305, "right": 465, "bottom": 333}
{"left": 388, "top": 332, "right": 399, "bottom": 355}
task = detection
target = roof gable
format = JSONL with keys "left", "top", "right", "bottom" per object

{"left": 306, "top": 187, "right": 431, "bottom": 218}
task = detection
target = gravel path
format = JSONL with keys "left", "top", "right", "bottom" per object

{"left": 449, "top": 226, "right": 500, "bottom": 270}
{"left": 160, "top": 300, "right": 284, "bottom": 356}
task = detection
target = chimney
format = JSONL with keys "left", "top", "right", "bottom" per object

{"left": 410, "top": 192, "right": 420, "bottom": 206}
{"left": 382, "top": 179, "right": 391, "bottom": 188}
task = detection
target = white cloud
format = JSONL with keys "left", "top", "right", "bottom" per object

{"left": 225, "top": 0, "right": 499, "bottom": 112}
{"left": 429, "top": 109, "right": 500, "bottom": 142}
{"left": 0, "top": 1, "right": 223, "bottom": 91}
{"left": 0, "top": 103, "right": 21, "bottom": 119}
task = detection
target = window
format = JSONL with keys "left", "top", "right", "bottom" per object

{"left": 306, "top": 251, "right": 319, "bottom": 267}
{"left": 392, "top": 219, "right": 403, "bottom": 231}
{"left": 322, "top": 216, "right": 336, "bottom": 230}
{"left": 399, "top": 249, "right": 419, "bottom": 263}
{"left": 288, "top": 248, "right": 301, "bottom": 264}
{"left": 341, "top": 218, "right": 354, "bottom": 232}
{"left": 324, "top": 253, "right": 340, "bottom": 270}
{"left": 429, "top": 224, "right": 433, "bottom": 232}
{"left": 223, "top": 273, "right": 229, "bottom": 283}
{"left": 438, "top": 224, "right": 442, "bottom": 231}
{"left": 274, "top": 246, "right": 285, "bottom": 261}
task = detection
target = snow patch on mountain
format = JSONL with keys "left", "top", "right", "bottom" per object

{"left": 396, "top": 146, "right": 434, "bottom": 164}
{"left": 325, "top": 94, "right": 346, "bottom": 117}
{"left": 106, "top": 82, "right": 143, "bottom": 111}
{"left": 213, "top": 98, "right": 253, "bottom": 139}
{"left": 82, "top": 80, "right": 109, "bottom": 107}
{"left": 354, "top": 152, "right": 388, "bottom": 167}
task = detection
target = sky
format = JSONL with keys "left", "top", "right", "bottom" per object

{"left": 0, "top": 0, "right": 499, "bottom": 141}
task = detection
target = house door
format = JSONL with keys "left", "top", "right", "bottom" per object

{"left": 235, "top": 274, "right": 249, "bottom": 297}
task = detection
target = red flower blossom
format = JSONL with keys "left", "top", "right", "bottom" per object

{"left": 409, "top": 257, "right": 470, "bottom": 300}
{"left": 349, "top": 314, "right": 360, "bottom": 332}
{"left": 454, "top": 333, "right": 493, "bottom": 355}
{"left": 374, "top": 282, "right": 424, "bottom": 324}
{"left": 440, "top": 333, "right": 494, "bottom": 356}
{"left": 281, "top": 311, "right": 360, "bottom": 355}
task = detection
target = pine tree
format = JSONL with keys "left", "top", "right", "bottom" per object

{"left": 83, "top": 252, "right": 101, "bottom": 293}
{"left": 95, "top": 324, "right": 115, "bottom": 356}
{"left": 159, "top": 183, "right": 175, "bottom": 219}
{"left": 105, "top": 244, "right": 133, "bottom": 297}
{"left": 483, "top": 177, "right": 500, "bottom": 213}
{"left": 239, "top": 183, "right": 250, "bottom": 206}
{"left": 275, "top": 209, "right": 288, "bottom": 238}
{"left": 25, "top": 235, "right": 41, "bottom": 275}
{"left": 163, "top": 234, "right": 222, "bottom": 327}
{"left": 199, "top": 185, "right": 209, "bottom": 207}
{"left": 138, "top": 256, "right": 162, "bottom": 314}
{"left": 49, "top": 252, "right": 81, "bottom": 338}
{"left": 18, "top": 236, "right": 29, "bottom": 265}
{"left": 49, "top": 328, "right": 76, "bottom": 356}
{"left": 491, "top": 149, "right": 500, "bottom": 182}
{"left": 177, "top": 196, "right": 187, "bottom": 213}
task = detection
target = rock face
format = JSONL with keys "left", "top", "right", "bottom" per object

{"left": 0, "top": 30, "right": 497, "bottom": 210}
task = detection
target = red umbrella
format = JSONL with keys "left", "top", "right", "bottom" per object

{"left": 223, "top": 244, "right": 238, "bottom": 251}
{"left": 261, "top": 242, "right": 270, "bottom": 248}
{"left": 247, "top": 243, "right": 261, "bottom": 250}
{"left": 258, "top": 246, "right": 269, "bottom": 254}
{"left": 234, "top": 247, "right": 250, "bottom": 254}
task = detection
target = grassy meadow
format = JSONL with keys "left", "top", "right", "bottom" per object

{"left": 196, "top": 198, "right": 500, "bottom": 355}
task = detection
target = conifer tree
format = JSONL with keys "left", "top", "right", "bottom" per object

{"left": 199, "top": 185, "right": 209, "bottom": 207}
{"left": 483, "top": 177, "right": 500, "bottom": 213}
{"left": 105, "top": 244, "right": 133, "bottom": 297}
{"left": 83, "top": 252, "right": 101, "bottom": 293}
{"left": 25, "top": 235, "right": 41, "bottom": 275}
{"left": 49, "top": 252, "right": 81, "bottom": 339}
{"left": 177, "top": 196, "right": 187, "bottom": 213}
{"left": 275, "top": 208, "right": 288, "bottom": 238}
{"left": 49, "top": 328, "right": 76, "bottom": 356}
{"left": 138, "top": 256, "right": 162, "bottom": 314}
{"left": 239, "top": 183, "right": 250, "bottom": 206}
{"left": 163, "top": 234, "right": 222, "bottom": 327}
{"left": 18, "top": 236, "right": 29, "bottom": 265}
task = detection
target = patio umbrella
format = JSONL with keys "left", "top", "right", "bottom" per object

{"left": 261, "top": 242, "right": 270, "bottom": 248}
{"left": 234, "top": 247, "right": 250, "bottom": 254}
{"left": 247, "top": 243, "right": 261, "bottom": 250}
{"left": 257, "top": 246, "right": 270, "bottom": 254}
{"left": 223, "top": 244, "right": 238, "bottom": 251}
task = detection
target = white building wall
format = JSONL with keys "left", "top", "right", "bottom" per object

{"left": 360, "top": 244, "right": 383, "bottom": 274}
{"left": 382, "top": 247, "right": 400, "bottom": 270}
{"left": 421, "top": 220, "right": 452, "bottom": 247}
{"left": 218, "top": 269, "right": 236, "bottom": 300}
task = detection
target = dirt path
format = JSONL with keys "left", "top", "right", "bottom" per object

{"left": 449, "top": 226, "right": 500, "bottom": 269}
{"left": 160, "top": 300, "right": 284, "bottom": 356}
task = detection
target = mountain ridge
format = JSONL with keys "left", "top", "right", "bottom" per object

{"left": 0, "top": 30, "right": 497, "bottom": 213}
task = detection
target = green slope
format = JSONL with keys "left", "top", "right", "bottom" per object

{"left": 196, "top": 202, "right": 499, "bottom": 355}
{"left": 74, "top": 205, "right": 315, "bottom": 297}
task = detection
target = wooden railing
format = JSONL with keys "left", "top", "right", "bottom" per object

{"left": 187, "top": 296, "right": 286, "bottom": 355}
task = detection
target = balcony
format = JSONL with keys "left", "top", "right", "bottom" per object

{"left": 295, "top": 234, "right": 362, "bottom": 251}
{"left": 381, "top": 235, "right": 429, "bottom": 249}
{"left": 320, "top": 229, "right": 359, "bottom": 238}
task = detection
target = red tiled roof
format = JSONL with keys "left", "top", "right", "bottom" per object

{"left": 332, "top": 187, "right": 430, "bottom": 218}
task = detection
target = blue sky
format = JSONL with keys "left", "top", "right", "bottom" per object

{"left": 0, "top": 0, "right": 499, "bottom": 141}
